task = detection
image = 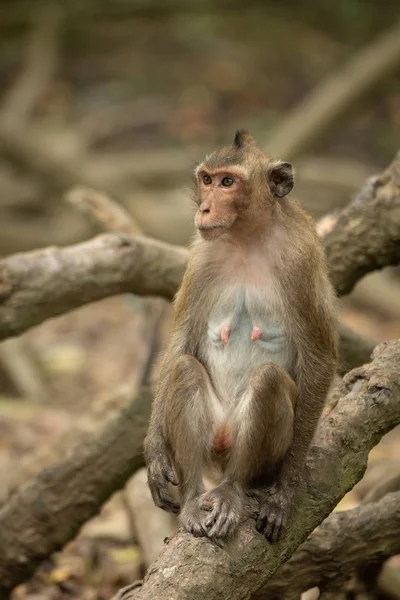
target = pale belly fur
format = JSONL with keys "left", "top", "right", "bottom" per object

{"left": 198, "top": 286, "right": 294, "bottom": 428}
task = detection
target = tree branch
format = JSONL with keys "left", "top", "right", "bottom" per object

{"left": 65, "top": 186, "right": 143, "bottom": 236}
{"left": 264, "top": 21, "right": 400, "bottom": 159}
{"left": 112, "top": 340, "right": 400, "bottom": 600}
{"left": 319, "top": 151, "right": 400, "bottom": 296}
{"left": 0, "top": 385, "right": 152, "bottom": 599}
{"left": 337, "top": 324, "right": 374, "bottom": 374}
{"left": 0, "top": 6, "right": 62, "bottom": 126}
{"left": 0, "top": 232, "right": 187, "bottom": 340}
{"left": 256, "top": 491, "right": 400, "bottom": 599}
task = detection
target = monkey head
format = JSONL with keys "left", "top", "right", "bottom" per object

{"left": 194, "top": 130, "right": 294, "bottom": 240}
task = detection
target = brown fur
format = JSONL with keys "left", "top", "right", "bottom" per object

{"left": 144, "top": 131, "right": 338, "bottom": 542}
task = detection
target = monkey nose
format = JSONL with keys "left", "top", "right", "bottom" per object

{"left": 200, "top": 203, "right": 210, "bottom": 214}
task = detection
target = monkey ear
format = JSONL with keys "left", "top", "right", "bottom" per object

{"left": 268, "top": 161, "right": 294, "bottom": 198}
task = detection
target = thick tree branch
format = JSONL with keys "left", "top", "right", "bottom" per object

{"left": 0, "top": 386, "right": 152, "bottom": 600}
{"left": 0, "top": 233, "right": 187, "bottom": 340}
{"left": 337, "top": 324, "right": 374, "bottom": 374}
{"left": 256, "top": 491, "right": 400, "bottom": 599}
{"left": 319, "top": 151, "right": 400, "bottom": 296}
{"left": 112, "top": 340, "right": 400, "bottom": 600}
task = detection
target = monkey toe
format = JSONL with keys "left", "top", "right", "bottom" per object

{"left": 200, "top": 486, "right": 242, "bottom": 539}
{"left": 265, "top": 513, "right": 283, "bottom": 542}
{"left": 179, "top": 499, "right": 208, "bottom": 537}
{"left": 207, "top": 510, "right": 240, "bottom": 539}
{"left": 256, "top": 491, "right": 289, "bottom": 542}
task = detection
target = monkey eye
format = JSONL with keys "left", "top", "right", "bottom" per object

{"left": 221, "top": 176, "right": 234, "bottom": 187}
{"left": 202, "top": 174, "right": 212, "bottom": 185}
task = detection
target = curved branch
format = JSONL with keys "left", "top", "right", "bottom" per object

{"left": 113, "top": 340, "right": 400, "bottom": 600}
{"left": 0, "top": 233, "right": 187, "bottom": 340}
{"left": 0, "top": 6, "right": 62, "bottom": 126}
{"left": 65, "top": 186, "right": 143, "bottom": 236}
{"left": 0, "top": 386, "right": 152, "bottom": 599}
{"left": 337, "top": 324, "right": 374, "bottom": 374}
{"left": 256, "top": 491, "right": 400, "bottom": 599}
{"left": 320, "top": 151, "right": 400, "bottom": 296}
{"left": 264, "top": 21, "right": 400, "bottom": 159}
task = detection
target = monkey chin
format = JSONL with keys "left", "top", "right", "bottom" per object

{"left": 196, "top": 225, "right": 228, "bottom": 241}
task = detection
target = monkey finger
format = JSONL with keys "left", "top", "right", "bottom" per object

{"left": 152, "top": 487, "right": 180, "bottom": 513}
{"left": 165, "top": 467, "right": 179, "bottom": 486}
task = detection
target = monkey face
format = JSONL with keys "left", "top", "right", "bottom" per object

{"left": 193, "top": 131, "right": 294, "bottom": 241}
{"left": 194, "top": 166, "right": 249, "bottom": 240}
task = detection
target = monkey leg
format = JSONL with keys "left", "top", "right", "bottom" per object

{"left": 164, "top": 354, "right": 214, "bottom": 537}
{"left": 201, "top": 362, "right": 297, "bottom": 540}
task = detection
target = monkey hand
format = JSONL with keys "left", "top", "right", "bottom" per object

{"left": 146, "top": 449, "right": 180, "bottom": 514}
{"left": 256, "top": 481, "right": 294, "bottom": 542}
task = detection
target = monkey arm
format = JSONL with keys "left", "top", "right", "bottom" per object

{"left": 143, "top": 338, "right": 189, "bottom": 513}
{"left": 144, "top": 275, "right": 199, "bottom": 513}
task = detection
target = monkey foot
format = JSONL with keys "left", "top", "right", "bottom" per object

{"left": 179, "top": 498, "right": 209, "bottom": 537}
{"left": 220, "top": 324, "right": 230, "bottom": 345}
{"left": 256, "top": 483, "right": 294, "bottom": 542}
{"left": 251, "top": 326, "right": 262, "bottom": 342}
{"left": 200, "top": 483, "right": 243, "bottom": 540}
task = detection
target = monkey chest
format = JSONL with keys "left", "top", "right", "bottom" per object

{"left": 200, "top": 289, "right": 292, "bottom": 404}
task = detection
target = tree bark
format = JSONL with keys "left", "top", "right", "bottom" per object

{"left": 0, "top": 232, "right": 187, "bottom": 340}
{"left": 255, "top": 491, "right": 400, "bottom": 599}
{"left": 0, "top": 386, "right": 152, "bottom": 599}
{"left": 322, "top": 151, "right": 400, "bottom": 296}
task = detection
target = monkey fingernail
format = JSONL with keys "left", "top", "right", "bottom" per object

{"left": 167, "top": 473, "right": 179, "bottom": 486}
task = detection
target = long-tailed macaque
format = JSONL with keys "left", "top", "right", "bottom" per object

{"left": 144, "top": 131, "right": 338, "bottom": 542}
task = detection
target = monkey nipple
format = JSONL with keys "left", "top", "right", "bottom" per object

{"left": 220, "top": 324, "right": 230, "bottom": 345}
{"left": 251, "top": 326, "right": 262, "bottom": 342}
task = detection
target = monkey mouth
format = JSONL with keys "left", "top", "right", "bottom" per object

{"left": 197, "top": 224, "right": 227, "bottom": 233}
{"left": 197, "top": 224, "right": 228, "bottom": 239}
